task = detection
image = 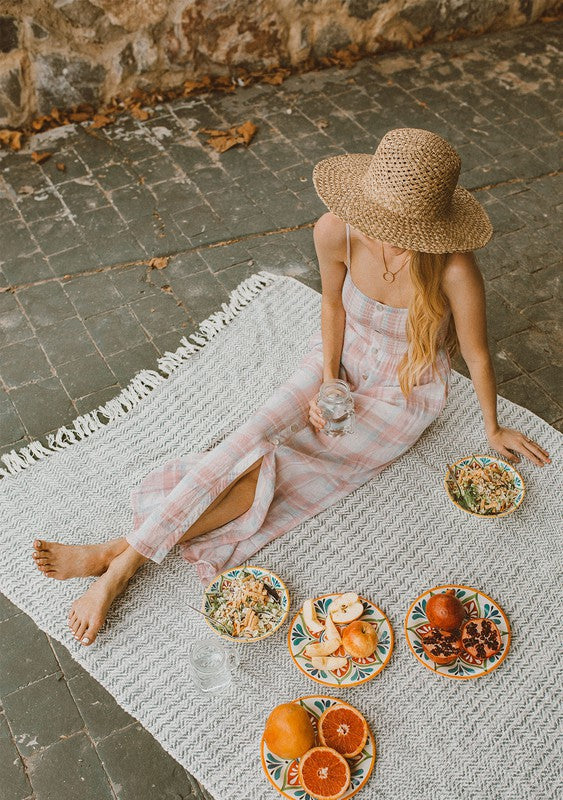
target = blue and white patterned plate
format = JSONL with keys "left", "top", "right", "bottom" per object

{"left": 202, "top": 565, "right": 289, "bottom": 643}
{"left": 405, "top": 584, "right": 511, "bottom": 680}
{"left": 444, "top": 454, "right": 525, "bottom": 517}
{"left": 261, "top": 695, "right": 375, "bottom": 800}
{"left": 288, "top": 594, "right": 394, "bottom": 686}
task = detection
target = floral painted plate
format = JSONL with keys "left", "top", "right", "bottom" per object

{"left": 444, "top": 454, "right": 525, "bottom": 518}
{"left": 404, "top": 584, "right": 511, "bottom": 679}
{"left": 202, "top": 565, "right": 290, "bottom": 643}
{"left": 288, "top": 594, "right": 394, "bottom": 687}
{"left": 261, "top": 695, "right": 375, "bottom": 800}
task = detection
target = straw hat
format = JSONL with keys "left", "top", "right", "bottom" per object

{"left": 312, "top": 127, "right": 492, "bottom": 253}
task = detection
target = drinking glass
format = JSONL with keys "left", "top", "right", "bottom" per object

{"left": 188, "top": 638, "right": 240, "bottom": 694}
{"left": 317, "top": 379, "right": 355, "bottom": 436}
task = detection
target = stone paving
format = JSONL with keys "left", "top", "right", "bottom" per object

{"left": 0, "top": 20, "right": 561, "bottom": 800}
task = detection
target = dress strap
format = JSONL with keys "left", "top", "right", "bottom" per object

{"left": 345, "top": 223, "right": 351, "bottom": 269}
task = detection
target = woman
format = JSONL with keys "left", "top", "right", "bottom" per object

{"left": 32, "top": 128, "right": 550, "bottom": 646}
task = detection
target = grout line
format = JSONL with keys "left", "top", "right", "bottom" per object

{"left": 0, "top": 222, "right": 316, "bottom": 293}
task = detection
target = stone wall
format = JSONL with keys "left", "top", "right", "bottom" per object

{"left": 0, "top": 0, "right": 560, "bottom": 128}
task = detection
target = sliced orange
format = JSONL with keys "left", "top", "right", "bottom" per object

{"left": 298, "top": 746, "right": 351, "bottom": 800}
{"left": 318, "top": 704, "right": 368, "bottom": 758}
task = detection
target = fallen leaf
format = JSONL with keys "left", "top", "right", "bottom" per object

{"left": 148, "top": 256, "right": 169, "bottom": 270}
{"left": 130, "top": 104, "right": 151, "bottom": 121}
{"left": 56, "top": 162, "right": 66, "bottom": 172}
{"left": 91, "top": 114, "right": 113, "bottom": 129}
{"left": 200, "top": 120, "right": 257, "bottom": 153}
{"left": 69, "top": 112, "right": 91, "bottom": 123}
{"left": 0, "top": 129, "right": 22, "bottom": 150}
{"left": 31, "top": 151, "right": 52, "bottom": 164}
{"left": 161, "top": 284, "right": 172, "bottom": 293}
{"left": 318, "top": 119, "right": 329, "bottom": 129}
{"left": 138, "top": 175, "right": 146, "bottom": 184}
{"left": 18, "top": 185, "right": 34, "bottom": 194}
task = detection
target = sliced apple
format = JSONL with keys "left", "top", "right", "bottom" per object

{"left": 303, "top": 598, "right": 325, "bottom": 635}
{"left": 304, "top": 636, "right": 341, "bottom": 657}
{"left": 310, "top": 656, "right": 348, "bottom": 670}
{"left": 330, "top": 592, "right": 364, "bottom": 624}
{"left": 324, "top": 610, "right": 342, "bottom": 644}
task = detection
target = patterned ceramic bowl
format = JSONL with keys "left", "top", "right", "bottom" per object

{"left": 405, "top": 584, "right": 511, "bottom": 679}
{"left": 261, "top": 695, "right": 375, "bottom": 800}
{"left": 202, "top": 565, "right": 290, "bottom": 643}
{"left": 444, "top": 454, "right": 525, "bottom": 518}
{"left": 288, "top": 594, "right": 394, "bottom": 687}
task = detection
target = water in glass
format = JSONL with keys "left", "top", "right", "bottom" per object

{"left": 189, "top": 639, "right": 238, "bottom": 693}
{"left": 318, "top": 379, "right": 355, "bottom": 436}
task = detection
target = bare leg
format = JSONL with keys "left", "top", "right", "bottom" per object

{"left": 32, "top": 537, "right": 128, "bottom": 579}
{"left": 66, "top": 457, "right": 264, "bottom": 645}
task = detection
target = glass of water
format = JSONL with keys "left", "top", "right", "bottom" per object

{"left": 188, "top": 638, "right": 240, "bottom": 694}
{"left": 317, "top": 379, "right": 355, "bottom": 437}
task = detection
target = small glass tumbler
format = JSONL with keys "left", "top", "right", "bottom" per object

{"left": 317, "top": 379, "right": 355, "bottom": 437}
{"left": 188, "top": 638, "right": 240, "bottom": 694}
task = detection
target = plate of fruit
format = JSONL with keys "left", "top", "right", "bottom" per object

{"left": 202, "top": 565, "right": 289, "bottom": 642}
{"left": 288, "top": 592, "right": 394, "bottom": 686}
{"left": 261, "top": 696, "right": 375, "bottom": 800}
{"left": 445, "top": 455, "right": 525, "bottom": 517}
{"left": 404, "top": 585, "right": 511, "bottom": 679}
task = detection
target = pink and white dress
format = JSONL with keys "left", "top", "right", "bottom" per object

{"left": 127, "top": 224, "right": 450, "bottom": 582}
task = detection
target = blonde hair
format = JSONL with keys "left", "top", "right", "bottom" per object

{"left": 398, "top": 251, "right": 457, "bottom": 397}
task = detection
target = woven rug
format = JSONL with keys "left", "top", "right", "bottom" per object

{"left": 0, "top": 271, "right": 561, "bottom": 800}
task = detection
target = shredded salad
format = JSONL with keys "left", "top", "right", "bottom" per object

{"left": 205, "top": 571, "right": 285, "bottom": 639}
{"left": 448, "top": 459, "right": 520, "bottom": 515}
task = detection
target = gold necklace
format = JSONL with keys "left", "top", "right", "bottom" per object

{"left": 381, "top": 242, "right": 409, "bottom": 283}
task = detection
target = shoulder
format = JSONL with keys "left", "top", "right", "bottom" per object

{"left": 313, "top": 212, "right": 347, "bottom": 257}
{"left": 442, "top": 250, "right": 484, "bottom": 298}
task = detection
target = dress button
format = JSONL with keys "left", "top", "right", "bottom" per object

{"left": 270, "top": 436, "right": 280, "bottom": 446}
{"left": 361, "top": 373, "right": 368, "bottom": 380}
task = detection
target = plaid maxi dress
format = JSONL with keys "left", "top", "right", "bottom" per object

{"left": 127, "top": 225, "right": 450, "bottom": 582}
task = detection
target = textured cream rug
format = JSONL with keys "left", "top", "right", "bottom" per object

{"left": 0, "top": 271, "right": 561, "bottom": 800}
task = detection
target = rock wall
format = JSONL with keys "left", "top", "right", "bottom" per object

{"left": 0, "top": 0, "right": 560, "bottom": 128}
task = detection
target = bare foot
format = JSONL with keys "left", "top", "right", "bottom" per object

{"left": 32, "top": 538, "right": 127, "bottom": 580}
{"left": 67, "top": 546, "right": 147, "bottom": 646}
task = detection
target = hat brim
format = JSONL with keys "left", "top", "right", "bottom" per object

{"left": 313, "top": 154, "right": 493, "bottom": 253}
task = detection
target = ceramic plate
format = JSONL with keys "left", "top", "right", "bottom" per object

{"left": 288, "top": 594, "right": 394, "bottom": 687}
{"left": 444, "top": 454, "right": 525, "bottom": 518}
{"left": 261, "top": 695, "right": 375, "bottom": 800}
{"left": 202, "top": 565, "right": 289, "bottom": 643}
{"left": 405, "top": 584, "right": 511, "bottom": 679}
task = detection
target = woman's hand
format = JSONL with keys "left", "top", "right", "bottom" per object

{"left": 487, "top": 426, "right": 551, "bottom": 467}
{"left": 308, "top": 394, "right": 326, "bottom": 433}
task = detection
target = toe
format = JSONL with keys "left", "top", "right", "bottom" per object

{"left": 81, "top": 624, "right": 98, "bottom": 646}
{"left": 33, "top": 539, "right": 44, "bottom": 550}
{"left": 75, "top": 620, "right": 88, "bottom": 641}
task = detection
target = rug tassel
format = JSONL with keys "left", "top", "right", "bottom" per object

{"left": 0, "top": 271, "right": 279, "bottom": 479}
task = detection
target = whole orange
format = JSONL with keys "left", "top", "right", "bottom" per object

{"left": 264, "top": 702, "right": 316, "bottom": 759}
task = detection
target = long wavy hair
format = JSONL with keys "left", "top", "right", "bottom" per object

{"left": 398, "top": 250, "right": 458, "bottom": 397}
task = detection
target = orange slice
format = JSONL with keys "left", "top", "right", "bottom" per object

{"left": 318, "top": 704, "right": 368, "bottom": 758}
{"left": 298, "top": 746, "right": 351, "bottom": 800}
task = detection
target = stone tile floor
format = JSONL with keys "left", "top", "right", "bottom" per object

{"left": 0, "top": 20, "right": 561, "bottom": 800}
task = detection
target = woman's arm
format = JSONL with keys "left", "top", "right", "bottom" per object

{"left": 307, "top": 213, "right": 348, "bottom": 432}
{"left": 442, "top": 252, "right": 550, "bottom": 467}
{"left": 313, "top": 212, "right": 348, "bottom": 382}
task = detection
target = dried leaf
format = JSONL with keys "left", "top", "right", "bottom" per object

{"left": 69, "top": 112, "right": 91, "bottom": 123}
{"left": 130, "top": 104, "right": 150, "bottom": 121}
{"left": 148, "top": 256, "right": 169, "bottom": 270}
{"left": 160, "top": 284, "right": 172, "bottom": 293}
{"left": 91, "top": 114, "right": 113, "bottom": 129}
{"left": 0, "top": 130, "right": 22, "bottom": 150}
{"left": 318, "top": 118, "right": 329, "bottom": 129}
{"left": 31, "top": 151, "right": 52, "bottom": 164}
{"left": 18, "top": 185, "right": 34, "bottom": 195}
{"left": 31, "top": 116, "right": 50, "bottom": 131}
{"left": 200, "top": 120, "right": 257, "bottom": 153}
{"left": 56, "top": 162, "right": 66, "bottom": 172}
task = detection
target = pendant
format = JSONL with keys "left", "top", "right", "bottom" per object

{"left": 383, "top": 271, "right": 395, "bottom": 282}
